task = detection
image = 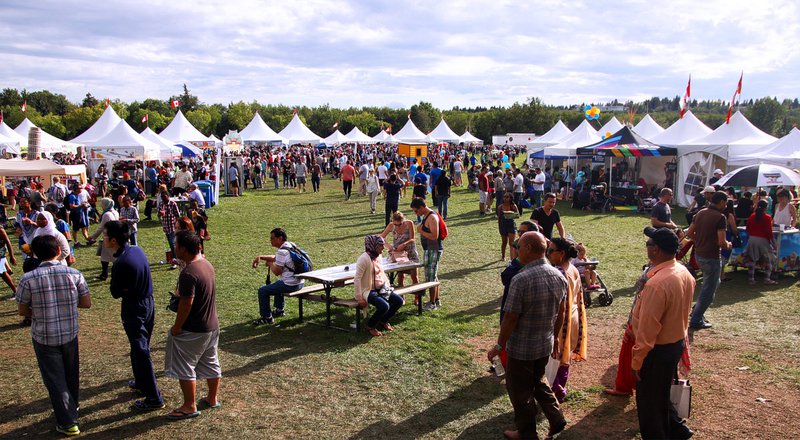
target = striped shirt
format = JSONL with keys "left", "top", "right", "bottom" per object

{"left": 16, "top": 261, "right": 90, "bottom": 346}
{"left": 503, "top": 258, "right": 567, "bottom": 360}
{"left": 160, "top": 200, "right": 180, "bottom": 234}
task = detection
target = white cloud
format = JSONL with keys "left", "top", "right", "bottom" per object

{"left": 0, "top": 0, "right": 798, "bottom": 108}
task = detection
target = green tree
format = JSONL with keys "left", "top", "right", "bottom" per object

{"left": 747, "top": 97, "right": 785, "bottom": 136}
{"left": 130, "top": 108, "right": 169, "bottom": 132}
{"left": 82, "top": 93, "right": 99, "bottom": 108}
{"left": 63, "top": 106, "right": 103, "bottom": 138}
{"left": 169, "top": 84, "right": 199, "bottom": 113}
{"left": 185, "top": 109, "right": 212, "bottom": 135}
{"left": 226, "top": 101, "right": 252, "bottom": 130}
{"left": 344, "top": 111, "right": 378, "bottom": 134}
{"left": 0, "top": 88, "right": 23, "bottom": 107}
{"left": 25, "top": 90, "right": 75, "bottom": 116}
{"left": 410, "top": 102, "right": 438, "bottom": 133}
{"left": 36, "top": 113, "right": 67, "bottom": 138}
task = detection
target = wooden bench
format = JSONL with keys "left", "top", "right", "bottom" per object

{"left": 321, "top": 281, "right": 441, "bottom": 332}
{"left": 284, "top": 280, "right": 354, "bottom": 322}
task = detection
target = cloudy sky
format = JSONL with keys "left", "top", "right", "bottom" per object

{"left": 1, "top": 0, "right": 798, "bottom": 109}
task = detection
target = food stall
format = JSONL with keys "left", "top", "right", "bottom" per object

{"left": 730, "top": 226, "right": 800, "bottom": 276}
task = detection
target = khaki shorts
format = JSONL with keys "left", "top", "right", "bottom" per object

{"left": 165, "top": 329, "right": 221, "bottom": 381}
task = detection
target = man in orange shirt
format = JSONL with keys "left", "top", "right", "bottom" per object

{"left": 632, "top": 227, "right": 695, "bottom": 439}
{"left": 340, "top": 160, "right": 356, "bottom": 201}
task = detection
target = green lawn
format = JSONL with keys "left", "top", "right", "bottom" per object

{"left": 1, "top": 178, "right": 798, "bottom": 439}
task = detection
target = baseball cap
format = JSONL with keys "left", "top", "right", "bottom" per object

{"left": 643, "top": 226, "right": 680, "bottom": 254}
{"left": 713, "top": 168, "right": 723, "bottom": 175}
{"left": 703, "top": 185, "right": 716, "bottom": 193}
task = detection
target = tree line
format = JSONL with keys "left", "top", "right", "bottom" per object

{"left": 1, "top": 85, "right": 798, "bottom": 143}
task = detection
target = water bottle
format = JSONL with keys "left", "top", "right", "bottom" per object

{"left": 492, "top": 355, "right": 505, "bottom": 377}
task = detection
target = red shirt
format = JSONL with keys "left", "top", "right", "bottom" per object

{"left": 746, "top": 212, "right": 773, "bottom": 240}
{"left": 341, "top": 164, "right": 355, "bottom": 181}
{"left": 478, "top": 172, "right": 489, "bottom": 191}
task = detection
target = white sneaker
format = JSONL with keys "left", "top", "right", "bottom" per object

{"left": 423, "top": 302, "right": 438, "bottom": 311}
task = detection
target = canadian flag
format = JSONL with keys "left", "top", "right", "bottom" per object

{"left": 0, "top": 110, "right": 3, "bottom": 124}
{"left": 292, "top": 107, "right": 298, "bottom": 115}
{"left": 104, "top": 98, "right": 110, "bottom": 108}
{"left": 407, "top": 112, "right": 411, "bottom": 119}
{"left": 726, "top": 72, "right": 743, "bottom": 124}
{"left": 679, "top": 74, "right": 691, "bottom": 118}
{"left": 332, "top": 122, "right": 338, "bottom": 129}
{"left": 171, "top": 100, "right": 180, "bottom": 108}
{"left": 21, "top": 101, "right": 27, "bottom": 112}
{"left": 141, "top": 114, "right": 149, "bottom": 124}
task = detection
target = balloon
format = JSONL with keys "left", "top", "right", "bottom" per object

{"left": 603, "top": 131, "right": 612, "bottom": 139}
{"left": 502, "top": 155, "right": 509, "bottom": 162}
{"left": 504, "top": 162, "right": 511, "bottom": 169}
{"left": 584, "top": 105, "right": 601, "bottom": 120}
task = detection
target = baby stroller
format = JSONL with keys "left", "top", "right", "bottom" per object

{"left": 575, "top": 260, "right": 613, "bottom": 306}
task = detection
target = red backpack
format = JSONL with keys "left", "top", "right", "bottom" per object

{"left": 425, "top": 212, "right": 448, "bottom": 241}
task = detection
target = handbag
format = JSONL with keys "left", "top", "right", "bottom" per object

{"left": 545, "top": 356, "right": 560, "bottom": 387}
{"left": 670, "top": 378, "right": 692, "bottom": 419}
{"left": 167, "top": 292, "right": 180, "bottom": 312}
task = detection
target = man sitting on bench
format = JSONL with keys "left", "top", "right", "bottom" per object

{"left": 251, "top": 228, "right": 304, "bottom": 326}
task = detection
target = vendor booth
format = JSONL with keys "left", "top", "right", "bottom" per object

{"left": 85, "top": 120, "right": 161, "bottom": 178}
{"left": 398, "top": 142, "right": 428, "bottom": 163}
{"left": 0, "top": 158, "right": 86, "bottom": 196}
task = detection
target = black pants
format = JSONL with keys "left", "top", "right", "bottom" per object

{"left": 311, "top": 175, "right": 320, "bottom": 192}
{"left": 343, "top": 180, "right": 353, "bottom": 199}
{"left": 122, "top": 297, "right": 162, "bottom": 404}
{"left": 506, "top": 356, "right": 565, "bottom": 439}
{"left": 33, "top": 337, "right": 79, "bottom": 427}
{"left": 144, "top": 199, "right": 155, "bottom": 219}
{"left": 385, "top": 202, "right": 398, "bottom": 226}
{"left": 636, "top": 339, "right": 685, "bottom": 439}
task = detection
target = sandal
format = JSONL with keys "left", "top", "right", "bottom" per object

{"left": 367, "top": 327, "right": 383, "bottom": 337}
{"left": 196, "top": 397, "right": 221, "bottom": 410}
{"left": 166, "top": 408, "right": 201, "bottom": 420}
{"left": 764, "top": 279, "right": 778, "bottom": 285}
{"left": 382, "top": 322, "right": 394, "bottom": 332}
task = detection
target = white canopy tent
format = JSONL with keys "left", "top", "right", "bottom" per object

{"left": 239, "top": 113, "right": 285, "bottom": 143}
{"left": 322, "top": 130, "right": 351, "bottom": 146}
{"left": 459, "top": 131, "right": 483, "bottom": 144}
{"left": 14, "top": 118, "right": 79, "bottom": 155}
{"left": 278, "top": 114, "right": 322, "bottom": 145}
{"left": 86, "top": 120, "right": 161, "bottom": 161}
{"left": 423, "top": 133, "right": 439, "bottom": 144}
{"left": 683, "top": 111, "right": 776, "bottom": 160}
{"left": 649, "top": 110, "right": 713, "bottom": 150}
{"left": 344, "top": 126, "right": 374, "bottom": 144}
{"left": 597, "top": 117, "right": 624, "bottom": 136}
{"left": 544, "top": 120, "right": 602, "bottom": 157}
{"left": 70, "top": 105, "right": 121, "bottom": 144}
{"left": 729, "top": 127, "right": 800, "bottom": 168}
{"left": 0, "top": 159, "right": 87, "bottom": 194}
{"left": 428, "top": 118, "right": 460, "bottom": 142}
{"left": 633, "top": 114, "right": 665, "bottom": 140}
{"left": 393, "top": 118, "right": 427, "bottom": 142}
{"left": 526, "top": 120, "right": 572, "bottom": 150}
{"left": 140, "top": 127, "right": 182, "bottom": 161}
{"left": 0, "top": 120, "right": 26, "bottom": 147}
{"left": 0, "top": 132, "right": 21, "bottom": 155}
{"left": 159, "top": 110, "right": 211, "bottom": 143}
{"left": 372, "top": 130, "right": 392, "bottom": 143}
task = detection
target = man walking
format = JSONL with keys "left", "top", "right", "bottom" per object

{"left": 410, "top": 198, "right": 443, "bottom": 311}
{"left": 16, "top": 235, "right": 91, "bottom": 436}
{"left": 486, "top": 231, "right": 567, "bottom": 440}
{"left": 105, "top": 221, "right": 164, "bottom": 411}
{"left": 686, "top": 191, "right": 731, "bottom": 331}
{"left": 650, "top": 188, "right": 680, "bottom": 232}
{"left": 530, "top": 193, "right": 565, "bottom": 240}
{"left": 383, "top": 174, "right": 404, "bottom": 226}
{"left": 165, "top": 231, "right": 221, "bottom": 420}
{"left": 251, "top": 228, "right": 305, "bottom": 325}
{"left": 340, "top": 160, "right": 355, "bottom": 200}
{"left": 632, "top": 227, "right": 695, "bottom": 439}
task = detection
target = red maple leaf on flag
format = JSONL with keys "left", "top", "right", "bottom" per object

{"left": 141, "top": 114, "right": 148, "bottom": 123}
{"left": 171, "top": 100, "right": 180, "bottom": 108}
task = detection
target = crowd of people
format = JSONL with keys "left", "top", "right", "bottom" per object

{"left": 4, "top": 141, "right": 799, "bottom": 438}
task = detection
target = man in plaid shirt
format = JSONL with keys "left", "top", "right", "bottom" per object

{"left": 16, "top": 235, "right": 91, "bottom": 437}
{"left": 487, "top": 231, "right": 568, "bottom": 440}
{"left": 158, "top": 191, "right": 180, "bottom": 269}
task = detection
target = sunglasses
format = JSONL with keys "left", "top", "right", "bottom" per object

{"left": 546, "top": 247, "right": 562, "bottom": 255}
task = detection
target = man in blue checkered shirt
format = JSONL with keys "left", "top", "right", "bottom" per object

{"left": 16, "top": 235, "right": 91, "bottom": 437}
{"left": 487, "top": 231, "right": 567, "bottom": 440}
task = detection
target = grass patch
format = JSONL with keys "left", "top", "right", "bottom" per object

{"left": 695, "top": 342, "right": 732, "bottom": 352}
{"left": 741, "top": 353, "right": 768, "bottom": 373}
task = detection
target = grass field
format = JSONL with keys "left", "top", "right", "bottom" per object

{"left": 1, "top": 178, "right": 799, "bottom": 439}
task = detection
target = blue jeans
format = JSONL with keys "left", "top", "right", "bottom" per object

{"left": 129, "top": 232, "right": 138, "bottom": 246}
{"left": 367, "top": 291, "right": 404, "bottom": 328}
{"left": 33, "top": 337, "right": 79, "bottom": 427}
{"left": 531, "top": 190, "right": 542, "bottom": 208}
{"left": 122, "top": 297, "right": 162, "bottom": 404}
{"left": 165, "top": 232, "right": 176, "bottom": 258}
{"left": 437, "top": 195, "right": 449, "bottom": 219}
{"left": 691, "top": 256, "right": 722, "bottom": 327}
{"left": 258, "top": 280, "right": 303, "bottom": 318}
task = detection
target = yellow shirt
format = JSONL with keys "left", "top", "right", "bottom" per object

{"left": 631, "top": 259, "right": 695, "bottom": 370}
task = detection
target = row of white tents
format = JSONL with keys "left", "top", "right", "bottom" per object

{"left": 527, "top": 110, "right": 799, "bottom": 206}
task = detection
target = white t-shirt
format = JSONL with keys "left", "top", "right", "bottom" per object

{"left": 77, "top": 190, "right": 89, "bottom": 205}
{"left": 377, "top": 165, "right": 388, "bottom": 179}
{"left": 174, "top": 170, "right": 192, "bottom": 189}
{"left": 188, "top": 188, "right": 205, "bottom": 207}
{"left": 276, "top": 242, "right": 301, "bottom": 286}
{"left": 513, "top": 174, "right": 524, "bottom": 193}
{"left": 533, "top": 171, "right": 546, "bottom": 191}
{"left": 453, "top": 161, "right": 463, "bottom": 173}
{"left": 359, "top": 165, "right": 369, "bottom": 179}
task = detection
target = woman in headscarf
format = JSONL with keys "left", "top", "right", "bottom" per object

{"left": 354, "top": 235, "right": 404, "bottom": 337}
{"left": 87, "top": 198, "right": 119, "bottom": 280}
{"left": 32, "top": 211, "right": 73, "bottom": 266}
{"left": 546, "top": 237, "right": 587, "bottom": 402}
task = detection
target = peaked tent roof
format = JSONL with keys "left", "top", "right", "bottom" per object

{"left": 14, "top": 118, "right": 78, "bottom": 155}
{"left": 322, "top": 130, "right": 351, "bottom": 146}
{"left": 86, "top": 120, "right": 161, "bottom": 160}
{"left": 159, "top": 110, "right": 210, "bottom": 143}
{"left": 278, "top": 113, "right": 322, "bottom": 145}
{"left": 528, "top": 120, "right": 572, "bottom": 146}
{"left": 597, "top": 116, "right": 624, "bottom": 136}
{"left": 633, "top": 114, "right": 665, "bottom": 139}
{"left": 423, "top": 133, "right": 439, "bottom": 144}
{"left": 345, "top": 126, "right": 374, "bottom": 144}
{"left": 140, "top": 127, "right": 182, "bottom": 161}
{"left": 459, "top": 131, "right": 483, "bottom": 144}
{"left": 0, "top": 120, "right": 26, "bottom": 144}
{"left": 372, "top": 129, "right": 391, "bottom": 142}
{"left": 0, "top": 131, "right": 21, "bottom": 155}
{"left": 685, "top": 111, "right": 777, "bottom": 159}
{"left": 544, "top": 120, "right": 602, "bottom": 157}
{"left": 576, "top": 126, "right": 677, "bottom": 157}
{"left": 239, "top": 113, "right": 285, "bottom": 143}
{"left": 649, "top": 110, "right": 713, "bottom": 150}
{"left": 70, "top": 105, "right": 121, "bottom": 144}
{"left": 393, "top": 118, "right": 427, "bottom": 142}
{"left": 428, "top": 119, "right": 460, "bottom": 142}
{"left": 729, "top": 127, "right": 800, "bottom": 166}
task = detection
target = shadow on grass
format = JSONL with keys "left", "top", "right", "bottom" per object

{"left": 349, "top": 375, "right": 506, "bottom": 440}
{"left": 560, "top": 365, "right": 639, "bottom": 439}
{"left": 439, "top": 260, "right": 500, "bottom": 281}
{"left": 448, "top": 297, "right": 500, "bottom": 324}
